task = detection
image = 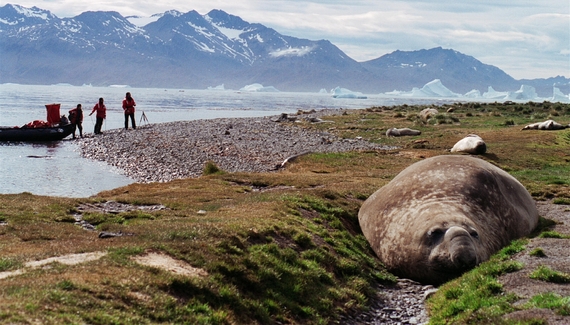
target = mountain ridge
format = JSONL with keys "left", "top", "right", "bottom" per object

{"left": 1, "top": 4, "right": 568, "bottom": 96}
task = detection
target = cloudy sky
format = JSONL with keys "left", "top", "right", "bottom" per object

{"left": 4, "top": 0, "right": 569, "bottom": 79}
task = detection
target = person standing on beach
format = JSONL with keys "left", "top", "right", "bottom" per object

{"left": 89, "top": 97, "right": 106, "bottom": 134}
{"left": 122, "top": 92, "right": 136, "bottom": 130}
{"left": 68, "top": 104, "right": 84, "bottom": 139}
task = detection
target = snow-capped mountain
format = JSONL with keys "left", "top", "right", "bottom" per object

{"left": 0, "top": 4, "right": 567, "bottom": 95}
{"left": 361, "top": 47, "right": 521, "bottom": 94}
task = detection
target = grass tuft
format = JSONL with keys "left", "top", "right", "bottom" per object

{"left": 538, "top": 231, "right": 570, "bottom": 239}
{"left": 528, "top": 248, "right": 547, "bottom": 257}
{"left": 203, "top": 160, "right": 224, "bottom": 175}
{"left": 529, "top": 266, "right": 570, "bottom": 283}
{"left": 526, "top": 292, "right": 570, "bottom": 316}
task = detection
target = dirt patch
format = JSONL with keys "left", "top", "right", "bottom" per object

{"left": 505, "top": 308, "right": 569, "bottom": 325}
{"left": 0, "top": 251, "right": 107, "bottom": 280}
{"left": 500, "top": 201, "right": 570, "bottom": 323}
{"left": 77, "top": 201, "right": 167, "bottom": 214}
{"left": 131, "top": 251, "right": 208, "bottom": 278}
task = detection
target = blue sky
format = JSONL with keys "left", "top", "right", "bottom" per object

{"left": 3, "top": 0, "right": 569, "bottom": 79}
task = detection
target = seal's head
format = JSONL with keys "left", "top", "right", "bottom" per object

{"left": 388, "top": 201, "right": 490, "bottom": 284}
{"left": 422, "top": 221, "right": 484, "bottom": 283}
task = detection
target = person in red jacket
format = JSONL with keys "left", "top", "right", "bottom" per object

{"left": 89, "top": 97, "right": 106, "bottom": 134}
{"left": 68, "top": 103, "right": 84, "bottom": 139}
{"left": 122, "top": 92, "right": 136, "bottom": 130}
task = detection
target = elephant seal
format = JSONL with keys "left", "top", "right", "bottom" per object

{"left": 358, "top": 155, "right": 538, "bottom": 284}
{"left": 419, "top": 108, "right": 438, "bottom": 123}
{"left": 522, "top": 119, "right": 568, "bottom": 130}
{"left": 386, "top": 127, "right": 421, "bottom": 137}
{"left": 450, "top": 134, "right": 486, "bottom": 154}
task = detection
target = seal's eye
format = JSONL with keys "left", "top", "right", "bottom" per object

{"left": 427, "top": 228, "right": 445, "bottom": 241}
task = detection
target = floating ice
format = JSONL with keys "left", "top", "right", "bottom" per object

{"left": 551, "top": 87, "right": 570, "bottom": 103}
{"left": 331, "top": 87, "right": 367, "bottom": 99}
{"left": 207, "top": 84, "right": 225, "bottom": 90}
{"left": 464, "top": 89, "right": 482, "bottom": 98}
{"left": 383, "top": 80, "right": 569, "bottom": 103}
{"left": 505, "top": 85, "right": 538, "bottom": 101}
{"left": 419, "top": 79, "right": 460, "bottom": 97}
{"left": 387, "top": 79, "right": 459, "bottom": 98}
{"left": 239, "top": 83, "right": 280, "bottom": 92}
{"left": 482, "top": 86, "right": 509, "bottom": 99}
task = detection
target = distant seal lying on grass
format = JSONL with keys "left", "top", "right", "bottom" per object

{"left": 450, "top": 134, "right": 486, "bottom": 154}
{"left": 358, "top": 155, "right": 539, "bottom": 284}
{"left": 521, "top": 119, "right": 569, "bottom": 130}
{"left": 386, "top": 127, "right": 421, "bottom": 137}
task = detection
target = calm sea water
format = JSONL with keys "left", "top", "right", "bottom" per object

{"left": 0, "top": 84, "right": 452, "bottom": 197}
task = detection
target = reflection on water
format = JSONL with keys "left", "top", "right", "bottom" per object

{"left": 0, "top": 140, "right": 133, "bottom": 198}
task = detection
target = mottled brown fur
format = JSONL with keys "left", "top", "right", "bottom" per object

{"left": 358, "top": 155, "right": 538, "bottom": 284}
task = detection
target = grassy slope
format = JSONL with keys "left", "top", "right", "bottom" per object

{"left": 0, "top": 101, "right": 569, "bottom": 324}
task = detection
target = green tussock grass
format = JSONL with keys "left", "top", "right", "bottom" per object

{"left": 525, "top": 292, "right": 570, "bottom": 316}
{"left": 529, "top": 266, "right": 570, "bottom": 283}
{"left": 538, "top": 231, "right": 570, "bottom": 239}
{"left": 528, "top": 248, "right": 547, "bottom": 257}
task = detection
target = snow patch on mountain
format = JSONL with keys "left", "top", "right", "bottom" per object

{"left": 213, "top": 25, "right": 244, "bottom": 39}
{"left": 127, "top": 10, "right": 182, "bottom": 27}
{"left": 401, "top": 62, "right": 427, "bottom": 68}
{"left": 127, "top": 15, "right": 159, "bottom": 27}
{"left": 12, "top": 5, "right": 50, "bottom": 20}
{"left": 270, "top": 46, "right": 315, "bottom": 58}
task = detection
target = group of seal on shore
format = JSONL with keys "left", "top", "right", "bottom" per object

{"left": 360, "top": 115, "right": 570, "bottom": 284}
{"left": 358, "top": 155, "right": 539, "bottom": 285}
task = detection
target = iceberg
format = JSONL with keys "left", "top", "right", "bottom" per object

{"left": 207, "top": 84, "right": 225, "bottom": 90}
{"left": 419, "top": 79, "right": 460, "bottom": 97}
{"left": 239, "top": 83, "right": 280, "bottom": 92}
{"left": 385, "top": 79, "right": 459, "bottom": 98}
{"left": 551, "top": 87, "right": 570, "bottom": 103}
{"left": 385, "top": 80, "right": 570, "bottom": 103}
{"left": 331, "top": 87, "right": 367, "bottom": 99}
{"left": 385, "top": 90, "right": 404, "bottom": 96}
{"left": 504, "top": 85, "right": 538, "bottom": 101}
{"left": 482, "top": 86, "right": 509, "bottom": 100}
{"left": 464, "top": 89, "right": 482, "bottom": 98}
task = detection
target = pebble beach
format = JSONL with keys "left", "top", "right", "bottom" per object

{"left": 78, "top": 109, "right": 392, "bottom": 183}
{"left": 78, "top": 109, "right": 431, "bottom": 324}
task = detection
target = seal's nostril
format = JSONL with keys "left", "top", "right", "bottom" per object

{"left": 453, "top": 249, "right": 478, "bottom": 269}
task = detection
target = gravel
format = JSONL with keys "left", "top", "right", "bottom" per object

{"left": 78, "top": 110, "right": 393, "bottom": 183}
{"left": 340, "top": 279, "right": 434, "bottom": 325}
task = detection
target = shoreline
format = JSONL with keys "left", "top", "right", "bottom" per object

{"left": 78, "top": 109, "right": 393, "bottom": 183}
